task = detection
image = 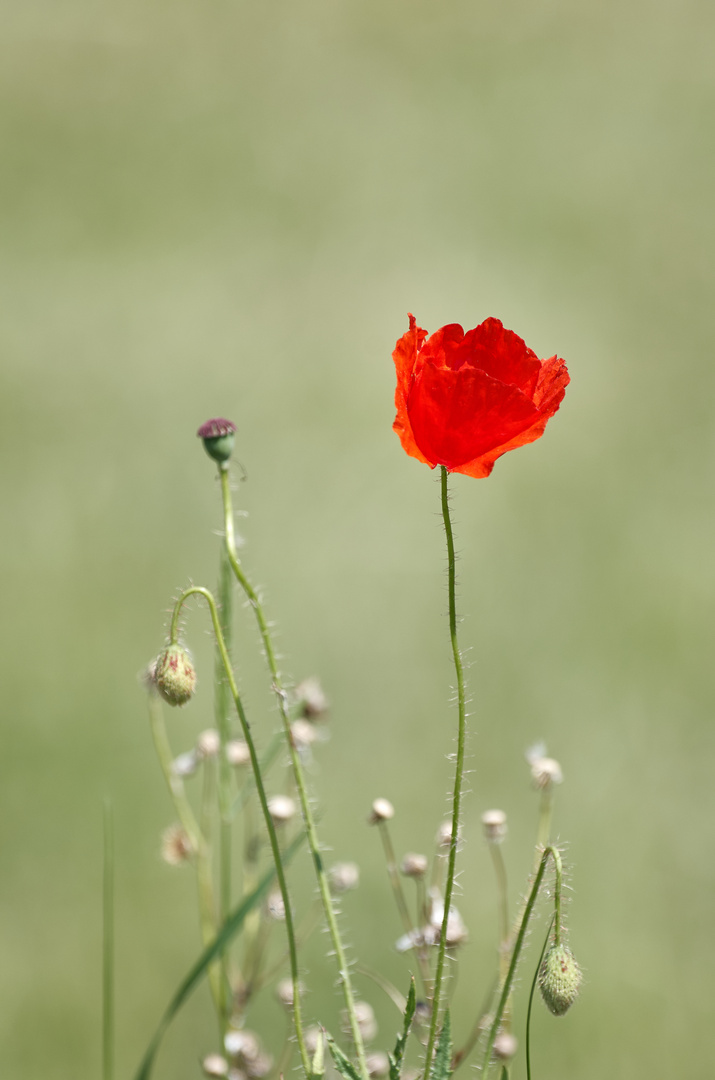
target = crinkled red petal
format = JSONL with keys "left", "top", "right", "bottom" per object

{"left": 392, "top": 314, "right": 432, "bottom": 467}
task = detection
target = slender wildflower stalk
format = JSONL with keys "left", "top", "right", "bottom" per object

{"left": 376, "top": 819, "right": 431, "bottom": 996}
{"left": 217, "top": 463, "right": 369, "bottom": 1080}
{"left": 167, "top": 585, "right": 312, "bottom": 1077}
{"left": 422, "top": 466, "right": 469, "bottom": 1080}
{"left": 214, "top": 544, "right": 235, "bottom": 1025}
{"left": 480, "top": 846, "right": 563, "bottom": 1078}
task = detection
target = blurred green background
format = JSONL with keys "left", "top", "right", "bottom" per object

{"left": 2, "top": 0, "right": 715, "bottom": 1076}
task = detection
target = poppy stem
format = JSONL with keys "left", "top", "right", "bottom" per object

{"left": 422, "top": 466, "right": 468, "bottom": 1080}
{"left": 168, "top": 584, "right": 313, "bottom": 1079}
{"left": 218, "top": 465, "right": 369, "bottom": 1080}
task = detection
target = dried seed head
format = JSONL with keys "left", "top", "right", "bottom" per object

{"left": 197, "top": 729, "right": 221, "bottom": 759}
{"left": 481, "top": 809, "right": 508, "bottom": 844}
{"left": 342, "top": 1001, "right": 377, "bottom": 1043}
{"left": 366, "top": 1052, "right": 390, "bottom": 1078}
{"left": 155, "top": 644, "right": 196, "bottom": 707}
{"left": 492, "top": 1032, "right": 518, "bottom": 1062}
{"left": 436, "top": 820, "right": 461, "bottom": 849}
{"left": 328, "top": 861, "right": 360, "bottom": 894}
{"left": 161, "top": 823, "right": 193, "bottom": 866}
{"left": 369, "top": 798, "right": 394, "bottom": 824}
{"left": 294, "top": 676, "right": 329, "bottom": 719}
{"left": 197, "top": 418, "right": 236, "bottom": 464}
{"left": 267, "top": 794, "right": 296, "bottom": 824}
{"left": 276, "top": 977, "right": 303, "bottom": 1008}
{"left": 226, "top": 739, "right": 251, "bottom": 767}
{"left": 400, "top": 853, "right": 428, "bottom": 878}
{"left": 531, "top": 756, "right": 564, "bottom": 789}
{"left": 539, "top": 944, "right": 582, "bottom": 1016}
{"left": 202, "top": 1053, "right": 229, "bottom": 1077}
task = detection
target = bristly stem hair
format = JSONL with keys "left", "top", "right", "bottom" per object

{"left": 422, "top": 466, "right": 469, "bottom": 1080}
{"left": 218, "top": 463, "right": 370, "bottom": 1080}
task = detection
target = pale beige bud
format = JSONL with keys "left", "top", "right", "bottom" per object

{"left": 172, "top": 750, "right": 199, "bottom": 778}
{"left": 343, "top": 1001, "right": 377, "bottom": 1043}
{"left": 481, "top": 809, "right": 508, "bottom": 844}
{"left": 276, "top": 977, "right": 304, "bottom": 1008}
{"left": 401, "top": 853, "right": 428, "bottom": 878}
{"left": 202, "top": 1053, "right": 229, "bottom": 1078}
{"left": 369, "top": 798, "right": 394, "bottom": 824}
{"left": 226, "top": 739, "right": 250, "bottom": 767}
{"left": 436, "top": 821, "right": 462, "bottom": 849}
{"left": 492, "top": 1032, "right": 518, "bottom": 1062}
{"left": 304, "top": 1025, "right": 323, "bottom": 1056}
{"left": 294, "top": 676, "right": 329, "bottom": 719}
{"left": 267, "top": 794, "right": 296, "bottom": 824}
{"left": 161, "top": 823, "right": 193, "bottom": 866}
{"left": 197, "top": 729, "right": 221, "bottom": 758}
{"left": 530, "top": 757, "right": 564, "bottom": 789}
{"left": 366, "top": 1052, "right": 390, "bottom": 1078}
{"left": 291, "top": 719, "right": 320, "bottom": 749}
{"left": 328, "top": 861, "right": 360, "bottom": 893}
{"left": 224, "top": 1029, "right": 260, "bottom": 1061}
{"left": 266, "top": 889, "right": 285, "bottom": 920}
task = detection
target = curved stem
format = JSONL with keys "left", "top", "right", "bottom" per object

{"left": 169, "top": 585, "right": 311, "bottom": 1077}
{"left": 219, "top": 466, "right": 369, "bottom": 1080}
{"left": 480, "top": 846, "right": 563, "bottom": 1079}
{"left": 423, "top": 467, "right": 468, "bottom": 1080}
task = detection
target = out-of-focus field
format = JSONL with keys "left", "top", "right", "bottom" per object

{"left": 2, "top": 1, "right": 715, "bottom": 1077}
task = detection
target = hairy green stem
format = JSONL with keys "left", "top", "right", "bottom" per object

{"left": 422, "top": 467, "right": 468, "bottom": 1080}
{"left": 169, "top": 585, "right": 311, "bottom": 1076}
{"left": 214, "top": 545, "right": 235, "bottom": 1028}
{"left": 377, "top": 820, "right": 431, "bottom": 996}
{"left": 218, "top": 465, "right": 369, "bottom": 1080}
{"left": 480, "top": 846, "right": 563, "bottom": 1079}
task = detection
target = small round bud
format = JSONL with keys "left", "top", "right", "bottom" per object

{"left": 172, "top": 750, "right": 199, "bottom": 778}
{"left": 291, "top": 719, "right": 320, "bottom": 749}
{"left": 481, "top": 809, "right": 508, "bottom": 844}
{"left": 161, "top": 823, "right": 193, "bottom": 865}
{"left": 436, "top": 821, "right": 461, "bottom": 849}
{"left": 294, "top": 676, "right": 329, "bottom": 719}
{"left": 443, "top": 908, "right": 468, "bottom": 947}
{"left": 276, "top": 977, "right": 303, "bottom": 1008}
{"left": 369, "top": 798, "right": 394, "bottom": 824}
{"left": 197, "top": 418, "right": 236, "bottom": 464}
{"left": 267, "top": 794, "right": 296, "bottom": 824}
{"left": 401, "top": 853, "right": 428, "bottom": 879}
{"left": 226, "top": 739, "right": 251, "bottom": 767}
{"left": 225, "top": 1029, "right": 259, "bottom": 1060}
{"left": 203, "top": 1053, "right": 229, "bottom": 1077}
{"left": 366, "top": 1052, "right": 390, "bottom": 1078}
{"left": 244, "top": 1054, "right": 272, "bottom": 1079}
{"left": 343, "top": 1001, "right": 377, "bottom": 1043}
{"left": 539, "top": 943, "right": 582, "bottom": 1016}
{"left": 531, "top": 757, "right": 564, "bottom": 789}
{"left": 328, "top": 861, "right": 360, "bottom": 893}
{"left": 304, "top": 1025, "right": 323, "bottom": 1056}
{"left": 492, "top": 1032, "right": 518, "bottom": 1062}
{"left": 155, "top": 644, "right": 196, "bottom": 707}
{"left": 197, "top": 729, "right": 221, "bottom": 759}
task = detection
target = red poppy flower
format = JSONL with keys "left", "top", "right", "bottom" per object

{"left": 392, "top": 315, "right": 569, "bottom": 478}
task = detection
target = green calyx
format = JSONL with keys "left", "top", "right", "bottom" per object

{"left": 538, "top": 943, "right": 582, "bottom": 1016}
{"left": 155, "top": 644, "right": 197, "bottom": 706}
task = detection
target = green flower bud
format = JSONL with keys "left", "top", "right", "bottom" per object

{"left": 155, "top": 644, "right": 196, "bottom": 707}
{"left": 197, "top": 418, "right": 236, "bottom": 463}
{"left": 539, "top": 943, "right": 582, "bottom": 1016}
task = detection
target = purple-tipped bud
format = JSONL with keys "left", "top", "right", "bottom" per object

{"left": 155, "top": 644, "right": 196, "bottom": 706}
{"left": 197, "top": 418, "right": 236, "bottom": 464}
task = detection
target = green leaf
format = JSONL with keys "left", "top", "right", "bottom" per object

{"left": 133, "top": 831, "right": 305, "bottom": 1080}
{"left": 308, "top": 1027, "right": 325, "bottom": 1080}
{"left": 325, "top": 1032, "right": 363, "bottom": 1080}
{"left": 389, "top": 978, "right": 416, "bottom": 1080}
{"left": 430, "top": 1010, "right": 453, "bottom": 1080}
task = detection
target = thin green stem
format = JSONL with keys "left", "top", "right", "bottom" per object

{"left": 148, "top": 692, "right": 223, "bottom": 1014}
{"left": 422, "top": 467, "right": 468, "bottom": 1080}
{"left": 536, "top": 787, "right": 555, "bottom": 852}
{"left": 219, "top": 466, "right": 369, "bottom": 1080}
{"left": 480, "top": 846, "right": 563, "bottom": 1079}
{"left": 377, "top": 821, "right": 431, "bottom": 996}
{"left": 170, "top": 585, "right": 311, "bottom": 1077}
{"left": 214, "top": 544, "right": 235, "bottom": 1029}
{"left": 488, "top": 842, "right": 511, "bottom": 1027}
{"left": 102, "top": 800, "right": 114, "bottom": 1080}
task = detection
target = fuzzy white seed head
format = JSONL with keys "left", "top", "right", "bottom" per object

{"left": 267, "top": 794, "right": 296, "bottom": 824}
{"left": 197, "top": 729, "right": 221, "bottom": 758}
{"left": 369, "top": 798, "right": 394, "bottom": 824}
{"left": 481, "top": 809, "right": 508, "bottom": 844}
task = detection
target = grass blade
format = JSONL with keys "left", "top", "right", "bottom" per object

{"left": 133, "top": 831, "right": 305, "bottom": 1080}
